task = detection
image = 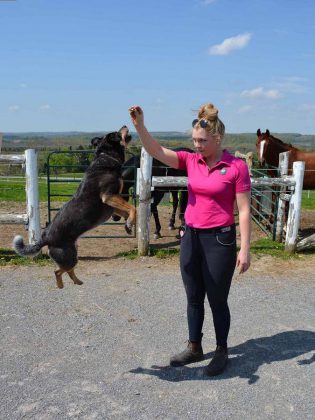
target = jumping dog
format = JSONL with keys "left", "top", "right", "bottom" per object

{"left": 13, "top": 130, "right": 136, "bottom": 288}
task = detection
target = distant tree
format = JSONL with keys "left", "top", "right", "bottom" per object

{"left": 76, "top": 145, "right": 91, "bottom": 172}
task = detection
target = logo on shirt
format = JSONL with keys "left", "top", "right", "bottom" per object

{"left": 220, "top": 168, "right": 227, "bottom": 175}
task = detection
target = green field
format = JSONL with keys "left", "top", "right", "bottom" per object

{"left": 301, "top": 190, "right": 315, "bottom": 209}
{"left": 1, "top": 178, "right": 315, "bottom": 210}
{"left": 0, "top": 178, "right": 78, "bottom": 202}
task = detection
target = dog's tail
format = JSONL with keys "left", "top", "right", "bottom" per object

{"left": 13, "top": 235, "right": 47, "bottom": 257}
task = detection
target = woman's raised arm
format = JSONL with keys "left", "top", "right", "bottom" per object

{"left": 129, "top": 106, "right": 179, "bottom": 169}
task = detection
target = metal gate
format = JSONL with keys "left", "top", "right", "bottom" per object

{"left": 46, "top": 150, "right": 137, "bottom": 238}
{"left": 250, "top": 164, "right": 293, "bottom": 240}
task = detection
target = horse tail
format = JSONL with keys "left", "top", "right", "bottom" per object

{"left": 13, "top": 235, "right": 47, "bottom": 257}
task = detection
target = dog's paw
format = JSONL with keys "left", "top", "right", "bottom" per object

{"left": 74, "top": 279, "right": 84, "bottom": 285}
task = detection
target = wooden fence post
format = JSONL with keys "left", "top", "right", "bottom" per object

{"left": 138, "top": 148, "right": 152, "bottom": 256}
{"left": 25, "top": 149, "right": 41, "bottom": 245}
{"left": 275, "top": 151, "right": 289, "bottom": 242}
{"left": 285, "top": 161, "right": 305, "bottom": 253}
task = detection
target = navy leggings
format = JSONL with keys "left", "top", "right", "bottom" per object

{"left": 179, "top": 225, "right": 237, "bottom": 347}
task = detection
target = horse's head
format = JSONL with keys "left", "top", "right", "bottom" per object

{"left": 256, "top": 129, "right": 292, "bottom": 171}
{"left": 256, "top": 129, "right": 271, "bottom": 167}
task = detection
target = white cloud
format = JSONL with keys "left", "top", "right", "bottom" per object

{"left": 208, "top": 33, "right": 252, "bottom": 56}
{"left": 39, "top": 104, "right": 51, "bottom": 110}
{"left": 272, "top": 76, "right": 307, "bottom": 94}
{"left": 241, "top": 87, "right": 281, "bottom": 99}
{"left": 237, "top": 105, "right": 252, "bottom": 114}
{"left": 8, "top": 105, "right": 20, "bottom": 112}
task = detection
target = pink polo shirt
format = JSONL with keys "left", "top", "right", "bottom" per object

{"left": 176, "top": 149, "right": 251, "bottom": 229}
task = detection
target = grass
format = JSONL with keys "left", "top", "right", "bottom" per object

{"left": 153, "top": 248, "right": 180, "bottom": 258}
{"left": 250, "top": 238, "right": 314, "bottom": 258}
{"left": 2, "top": 246, "right": 181, "bottom": 266}
{"left": 2, "top": 237, "right": 313, "bottom": 267}
{"left": 0, "top": 178, "right": 78, "bottom": 201}
{"left": 302, "top": 190, "right": 315, "bottom": 209}
{"left": 250, "top": 238, "right": 293, "bottom": 259}
{"left": 117, "top": 238, "right": 314, "bottom": 261}
{"left": 0, "top": 248, "right": 52, "bottom": 266}
{"left": 116, "top": 247, "right": 180, "bottom": 259}
{"left": 116, "top": 249, "right": 139, "bottom": 260}
{"left": 1, "top": 177, "right": 315, "bottom": 210}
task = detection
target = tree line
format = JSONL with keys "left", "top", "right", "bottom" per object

{"left": 1, "top": 131, "right": 314, "bottom": 176}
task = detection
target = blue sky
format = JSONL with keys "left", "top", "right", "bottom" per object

{"left": 1, "top": 0, "right": 315, "bottom": 134}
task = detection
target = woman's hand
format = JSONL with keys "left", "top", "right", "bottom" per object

{"left": 128, "top": 105, "right": 144, "bottom": 129}
{"left": 236, "top": 248, "right": 251, "bottom": 274}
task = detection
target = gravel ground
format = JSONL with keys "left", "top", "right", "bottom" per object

{"left": 1, "top": 258, "right": 314, "bottom": 420}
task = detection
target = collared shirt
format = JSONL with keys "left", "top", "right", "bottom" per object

{"left": 176, "top": 149, "right": 251, "bottom": 228}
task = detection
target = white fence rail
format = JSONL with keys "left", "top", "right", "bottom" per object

{"left": 0, "top": 149, "right": 41, "bottom": 245}
{"left": 138, "top": 148, "right": 305, "bottom": 254}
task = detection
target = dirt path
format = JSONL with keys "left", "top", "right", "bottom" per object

{"left": 1, "top": 254, "right": 314, "bottom": 419}
{"left": 1, "top": 202, "right": 315, "bottom": 418}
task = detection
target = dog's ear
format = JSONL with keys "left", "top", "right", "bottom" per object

{"left": 106, "top": 132, "right": 122, "bottom": 143}
{"left": 257, "top": 129, "right": 261, "bottom": 136}
{"left": 91, "top": 137, "right": 102, "bottom": 147}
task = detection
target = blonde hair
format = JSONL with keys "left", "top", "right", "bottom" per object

{"left": 194, "top": 103, "right": 225, "bottom": 136}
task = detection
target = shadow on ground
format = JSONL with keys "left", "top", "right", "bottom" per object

{"left": 129, "top": 330, "right": 315, "bottom": 384}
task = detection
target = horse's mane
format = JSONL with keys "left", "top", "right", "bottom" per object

{"left": 269, "top": 134, "right": 290, "bottom": 147}
{"left": 269, "top": 135, "right": 301, "bottom": 152}
{"left": 262, "top": 130, "right": 299, "bottom": 151}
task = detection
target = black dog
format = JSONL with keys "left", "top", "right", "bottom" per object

{"left": 13, "top": 131, "right": 136, "bottom": 289}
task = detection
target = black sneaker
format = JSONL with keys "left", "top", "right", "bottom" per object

{"left": 204, "top": 346, "right": 228, "bottom": 376}
{"left": 170, "top": 341, "right": 204, "bottom": 367}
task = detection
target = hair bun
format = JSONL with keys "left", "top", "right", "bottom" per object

{"left": 198, "top": 103, "right": 218, "bottom": 122}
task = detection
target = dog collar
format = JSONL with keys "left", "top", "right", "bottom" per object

{"left": 98, "top": 153, "right": 122, "bottom": 165}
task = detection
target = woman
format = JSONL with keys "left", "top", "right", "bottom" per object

{"left": 129, "top": 103, "right": 251, "bottom": 376}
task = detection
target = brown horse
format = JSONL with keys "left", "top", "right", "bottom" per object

{"left": 256, "top": 129, "right": 315, "bottom": 189}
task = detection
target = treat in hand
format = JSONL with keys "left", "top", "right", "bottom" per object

{"left": 128, "top": 105, "right": 143, "bottom": 127}
{"left": 129, "top": 106, "right": 141, "bottom": 116}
